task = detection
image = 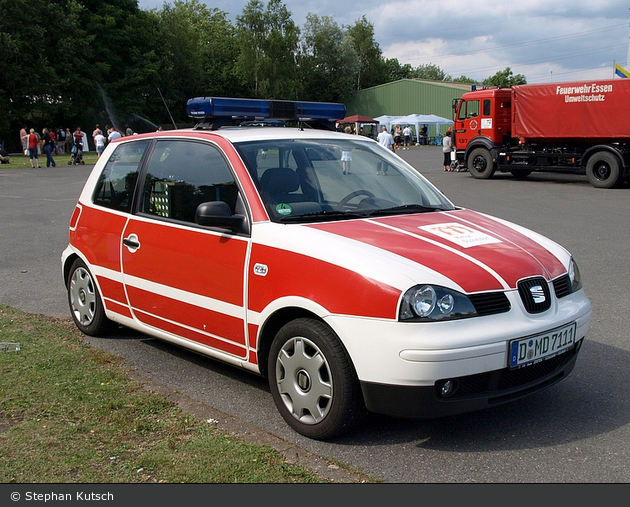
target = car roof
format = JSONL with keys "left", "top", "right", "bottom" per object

{"left": 128, "top": 127, "right": 377, "bottom": 145}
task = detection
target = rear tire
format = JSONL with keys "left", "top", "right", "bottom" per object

{"left": 67, "top": 258, "right": 112, "bottom": 336}
{"left": 586, "top": 152, "right": 622, "bottom": 188}
{"left": 268, "top": 318, "right": 364, "bottom": 440}
{"left": 468, "top": 148, "right": 495, "bottom": 179}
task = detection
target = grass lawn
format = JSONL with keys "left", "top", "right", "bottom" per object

{"left": 0, "top": 305, "right": 368, "bottom": 483}
{"left": 1, "top": 152, "right": 99, "bottom": 168}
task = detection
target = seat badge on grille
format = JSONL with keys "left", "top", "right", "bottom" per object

{"left": 530, "top": 285, "right": 546, "bottom": 303}
{"left": 253, "top": 263, "right": 268, "bottom": 276}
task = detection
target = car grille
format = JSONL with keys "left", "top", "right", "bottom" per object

{"left": 469, "top": 272, "right": 572, "bottom": 317}
{"left": 552, "top": 274, "right": 571, "bottom": 298}
{"left": 443, "top": 342, "right": 580, "bottom": 402}
{"left": 518, "top": 277, "right": 552, "bottom": 313}
{"left": 469, "top": 292, "right": 511, "bottom": 316}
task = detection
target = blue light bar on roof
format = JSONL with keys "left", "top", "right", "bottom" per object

{"left": 186, "top": 97, "right": 346, "bottom": 121}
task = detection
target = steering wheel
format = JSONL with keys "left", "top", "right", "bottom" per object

{"left": 337, "top": 190, "right": 375, "bottom": 209}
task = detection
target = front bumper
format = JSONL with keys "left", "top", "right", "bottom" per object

{"left": 361, "top": 338, "right": 582, "bottom": 418}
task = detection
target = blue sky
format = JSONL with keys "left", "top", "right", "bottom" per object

{"left": 137, "top": 0, "right": 630, "bottom": 83}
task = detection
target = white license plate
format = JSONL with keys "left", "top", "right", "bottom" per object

{"left": 509, "top": 322, "right": 577, "bottom": 368}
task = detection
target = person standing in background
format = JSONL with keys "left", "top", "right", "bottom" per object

{"left": 20, "top": 125, "right": 28, "bottom": 153}
{"left": 56, "top": 127, "right": 66, "bottom": 155}
{"left": 27, "top": 128, "right": 40, "bottom": 168}
{"left": 402, "top": 124, "right": 412, "bottom": 150}
{"left": 108, "top": 127, "right": 122, "bottom": 142}
{"left": 92, "top": 124, "right": 101, "bottom": 148}
{"left": 65, "top": 128, "right": 73, "bottom": 155}
{"left": 41, "top": 128, "right": 57, "bottom": 167}
{"left": 94, "top": 129, "right": 106, "bottom": 158}
{"left": 442, "top": 129, "right": 453, "bottom": 171}
{"left": 73, "top": 127, "right": 85, "bottom": 153}
{"left": 376, "top": 126, "right": 395, "bottom": 175}
{"left": 394, "top": 125, "right": 402, "bottom": 150}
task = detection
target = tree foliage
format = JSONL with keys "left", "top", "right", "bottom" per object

{"left": 236, "top": 0, "right": 300, "bottom": 99}
{"left": 483, "top": 67, "right": 527, "bottom": 87}
{"left": 299, "top": 14, "right": 357, "bottom": 102}
{"left": 0, "top": 0, "right": 525, "bottom": 151}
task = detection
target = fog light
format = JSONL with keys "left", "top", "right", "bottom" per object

{"left": 437, "top": 379, "right": 457, "bottom": 398}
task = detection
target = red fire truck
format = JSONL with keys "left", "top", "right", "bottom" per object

{"left": 452, "top": 78, "right": 630, "bottom": 188}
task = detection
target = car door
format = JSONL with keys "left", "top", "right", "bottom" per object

{"left": 121, "top": 139, "right": 250, "bottom": 359}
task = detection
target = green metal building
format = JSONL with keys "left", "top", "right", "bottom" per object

{"left": 345, "top": 78, "right": 472, "bottom": 136}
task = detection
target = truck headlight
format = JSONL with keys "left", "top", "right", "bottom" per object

{"left": 399, "top": 285, "right": 477, "bottom": 321}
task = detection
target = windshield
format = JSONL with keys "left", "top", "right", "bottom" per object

{"left": 235, "top": 137, "right": 454, "bottom": 222}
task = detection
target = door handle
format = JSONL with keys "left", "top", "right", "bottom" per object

{"left": 123, "top": 234, "right": 140, "bottom": 252}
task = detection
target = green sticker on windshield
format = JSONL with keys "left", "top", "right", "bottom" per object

{"left": 275, "top": 203, "right": 293, "bottom": 216}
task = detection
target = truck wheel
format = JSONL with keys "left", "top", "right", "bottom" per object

{"left": 268, "top": 318, "right": 364, "bottom": 440}
{"left": 586, "top": 152, "right": 622, "bottom": 188}
{"left": 468, "top": 148, "right": 495, "bottom": 179}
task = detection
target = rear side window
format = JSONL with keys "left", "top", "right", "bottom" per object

{"left": 483, "top": 99, "right": 491, "bottom": 116}
{"left": 140, "top": 140, "right": 239, "bottom": 224}
{"left": 92, "top": 140, "right": 150, "bottom": 212}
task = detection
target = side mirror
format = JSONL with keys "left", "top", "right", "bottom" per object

{"left": 195, "top": 201, "right": 244, "bottom": 231}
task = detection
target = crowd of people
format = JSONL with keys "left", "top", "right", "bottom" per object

{"left": 16, "top": 123, "right": 131, "bottom": 168}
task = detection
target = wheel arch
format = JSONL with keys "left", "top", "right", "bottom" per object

{"left": 583, "top": 146, "right": 628, "bottom": 188}
{"left": 464, "top": 137, "right": 500, "bottom": 162}
{"left": 256, "top": 306, "right": 325, "bottom": 380}
{"left": 62, "top": 251, "right": 81, "bottom": 287}
{"left": 581, "top": 144, "right": 627, "bottom": 172}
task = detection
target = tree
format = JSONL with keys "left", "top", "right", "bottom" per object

{"left": 236, "top": 0, "right": 300, "bottom": 99}
{"left": 299, "top": 14, "right": 357, "bottom": 102}
{"left": 158, "top": 1, "right": 242, "bottom": 125}
{"left": 345, "top": 16, "right": 385, "bottom": 91}
{"left": 483, "top": 67, "right": 527, "bottom": 87}
{"left": 78, "top": 0, "right": 166, "bottom": 131}
{"left": 383, "top": 59, "right": 414, "bottom": 82}
{"left": 411, "top": 64, "right": 450, "bottom": 82}
{"left": 452, "top": 75, "right": 479, "bottom": 84}
{"left": 0, "top": 0, "right": 91, "bottom": 148}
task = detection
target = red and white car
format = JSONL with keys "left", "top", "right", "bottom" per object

{"left": 62, "top": 98, "right": 592, "bottom": 439}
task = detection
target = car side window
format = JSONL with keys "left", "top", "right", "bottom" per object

{"left": 140, "top": 140, "right": 239, "bottom": 224}
{"left": 92, "top": 140, "right": 150, "bottom": 212}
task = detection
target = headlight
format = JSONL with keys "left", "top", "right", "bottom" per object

{"left": 569, "top": 257, "right": 583, "bottom": 292}
{"left": 399, "top": 285, "right": 477, "bottom": 321}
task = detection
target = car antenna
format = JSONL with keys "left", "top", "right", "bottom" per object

{"left": 157, "top": 87, "right": 178, "bottom": 129}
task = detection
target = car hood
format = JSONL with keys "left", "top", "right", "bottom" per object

{"left": 296, "top": 208, "right": 570, "bottom": 294}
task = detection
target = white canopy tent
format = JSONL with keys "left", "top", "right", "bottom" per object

{"left": 374, "top": 114, "right": 453, "bottom": 144}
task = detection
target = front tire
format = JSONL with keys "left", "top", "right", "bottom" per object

{"left": 67, "top": 258, "right": 112, "bottom": 336}
{"left": 268, "top": 318, "right": 364, "bottom": 440}
{"left": 468, "top": 148, "right": 495, "bottom": 179}
{"left": 586, "top": 152, "right": 622, "bottom": 188}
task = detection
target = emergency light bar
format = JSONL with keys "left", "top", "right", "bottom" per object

{"left": 186, "top": 97, "right": 346, "bottom": 130}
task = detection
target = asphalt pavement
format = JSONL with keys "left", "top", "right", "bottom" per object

{"left": 2, "top": 146, "right": 630, "bottom": 483}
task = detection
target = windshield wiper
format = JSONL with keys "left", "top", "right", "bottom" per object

{"left": 279, "top": 209, "right": 368, "bottom": 223}
{"left": 366, "top": 204, "right": 447, "bottom": 216}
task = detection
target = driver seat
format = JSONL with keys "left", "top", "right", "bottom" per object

{"left": 260, "top": 167, "right": 304, "bottom": 203}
